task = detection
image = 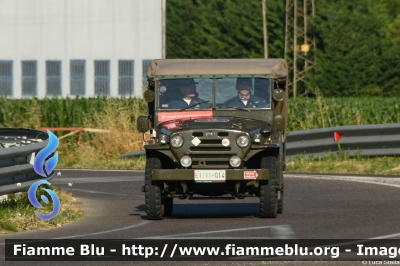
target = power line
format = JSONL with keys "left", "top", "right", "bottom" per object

{"left": 285, "top": 0, "right": 316, "bottom": 97}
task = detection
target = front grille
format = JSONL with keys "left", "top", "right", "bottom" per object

{"left": 184, "top": 131, "right": 237, "bottom": 168}
{"left": 192, "top": 161, "right": 230, "bottom": 168}
{"left": 192, "top": 161, "right": 228, "bottom": 166}
{"left": 190, "top": 147, "right": 231, "bottom": 151}
{"left": 191, "top": 154, "right": 232, "bottom": 159}
{"left": 192, "top": 132, "right": 203, "bottom": 137}
{"left": 199, "top": 139, "right": 222, "bottom": 144}
{"left": 203, "top": 161, "right": 228, "bottom": 165}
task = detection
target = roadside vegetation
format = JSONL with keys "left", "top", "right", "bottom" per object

{"left": 0, "top": 96, "right": 399, "bottom": 174}
{"left": 287, "top": 151, "right": 400, "bottom": 176}
{"left": 1, "top": 96, "right": 400, "bottom": 132}
{"left": 1, "top": 96, "right": 399, "bottom": 174}
{"left": 0, "top": 188, "right": 83, "bottom": 234}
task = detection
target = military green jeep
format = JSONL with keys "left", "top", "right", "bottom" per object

{"left": 137, "top": 59, "right": 288, "bottom": 220}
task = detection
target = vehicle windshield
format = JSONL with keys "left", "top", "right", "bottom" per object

{"left": 157, "top": 77, "right": 271, "bottom": 110}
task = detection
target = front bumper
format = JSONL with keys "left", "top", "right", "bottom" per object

{"left": 152, "top": 169, "right": 269, "bottom": 181}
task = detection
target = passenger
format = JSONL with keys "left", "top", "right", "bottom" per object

{"left": 223, "top": 78, "right": 267, "bottom": 108}
{"left": 168, "top": 79, "right": 210, "bottom": 109}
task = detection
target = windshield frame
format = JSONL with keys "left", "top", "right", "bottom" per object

{"left": 155, "top": 75, "right": 273, "bottom": 112}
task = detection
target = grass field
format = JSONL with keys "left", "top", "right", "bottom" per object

{"left": 0, "top": 188, "right": 83, "bottom": 234}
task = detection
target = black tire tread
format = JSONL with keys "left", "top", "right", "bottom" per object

{"left": 145, "top": 156, "right": 163, "bottom": 220}
{"left": 260, "top": 156, "right": 278, "bottom": 218}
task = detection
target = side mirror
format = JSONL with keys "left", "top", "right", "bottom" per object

{"left": 272, "top": 115, "right": 285, "bottom": 132}
{"left": 272, "top": 89, "right": 284, "bottom": 101}
{"left": 143, "top": 90, "right": 155, "bottom": 102}
{"left": 137, "top": 116, "right": 150, "bottom": 133}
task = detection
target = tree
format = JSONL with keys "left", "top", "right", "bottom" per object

{"left": 266, "top": 0, "right": 285, "bottom": 58}
{"left": 380, "top": 15, "right": 400, "bottom": 96}
{"left": 312, "top": 0, "right": 390, "bottom": 97}
{"left": 167, "top": 0, "right": 270, "bottom": 58}
{"left": 166, "top": 0, "right": 400, "bottom": 97}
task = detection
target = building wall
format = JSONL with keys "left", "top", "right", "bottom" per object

{"left": 0, "top": 0, "right": 162, "bottom": 98}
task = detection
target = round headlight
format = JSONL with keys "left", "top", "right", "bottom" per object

{"left": 229, "top": 156, "right": 241, "bottom": 167}
{"left": 236, "top": 135, "right": 249, "bottom": 148}
{"left": 180, "top": 155, "right": 192, "bottom": 167}
{"left": 170, "top": 135, "right": 183, "bottom": 148}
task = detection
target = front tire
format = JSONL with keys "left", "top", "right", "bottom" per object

{"left": 259, "top": 156, "right": 278, "bottom": 218}
{"left": 145, "top": 156, "right": 164, "bottom": 220}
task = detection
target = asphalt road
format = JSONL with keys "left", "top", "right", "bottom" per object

{"left": 1, "top": 170, "right": 400, "bottom": 266}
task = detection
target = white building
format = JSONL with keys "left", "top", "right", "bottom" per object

{"left": 0, "top": 0, "right": 163, "bottom": 98}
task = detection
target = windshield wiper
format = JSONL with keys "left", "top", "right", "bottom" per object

{"left": 179, "top": 101, "right": 210, "bottom": 111}
{"left": 218, "top": 106, "right": 250, "bottom": 112}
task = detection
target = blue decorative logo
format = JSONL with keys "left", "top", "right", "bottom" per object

{"left": 34, "top": 130, "right": 59, "bottom": 177}
{"left": 28, "top": 180, "right": 61, "bottom": 220}
{"left": 29, "top": 130, "right": 61, "bottom": 220}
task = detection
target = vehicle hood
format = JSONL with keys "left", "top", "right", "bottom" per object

{"left": 157, "top": 116, "right": 271, "bottom": 135}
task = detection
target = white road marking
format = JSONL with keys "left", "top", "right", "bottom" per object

{"left": 141, "top": 237, "right": 288, "bottom": 239}
{"left": 55, "top": 220, "right": 150, "bottom": 239}
{"left": 56, "top": 169, "right": 144, "bottom": 173}
{"left": 342, "top": 179, "right": 400, "bottom": 189}
{"left": 270, "top": 224, "right": 296, "bottom": 239}
{"left": 61, "top": 187, "right": 127, "bottom": 196}
{"left": 285, "top": 173, "right": 400, "bottom": 187}
{"left": 0, "top": 221, "right": 150, "bottom": 245}
{"left": 52, "top": 176, "right": 142, "bottom": 183}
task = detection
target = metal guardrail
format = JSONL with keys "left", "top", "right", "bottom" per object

{"left": 286, "top": 123, "right": 400, "bottom": 160}
{"left": 0, "top": 128, "right": 54, "bottom": 195}
{"left": 120, "top": 123, "right": 400, "bottom": 160}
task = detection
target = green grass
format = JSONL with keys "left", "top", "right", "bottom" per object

{"left": 58, "top": 155, "right": 146, "bottom": 170}
{"left": 288, "top": 97, "right": 400, "bottom": 131}
{"left": 286, "top": 151, "right": 400, "bottom": 175}
{"left": 1, "top": 96, "right": 400, "bottom": 131}
{"left": 0, "top": 188, "right": 83, "bottom": 234}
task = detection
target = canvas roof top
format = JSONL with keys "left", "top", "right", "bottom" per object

{"left": 146, "top": 59, "right": 288, "bottom": 79}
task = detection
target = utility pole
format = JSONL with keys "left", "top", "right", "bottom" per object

{"left": 285, "top": 0, "right": 316, "bottom": 97}
{"left": 262, "top": 0, "right": 268, "bottom": 58}
{"left": 162, "top": 0, "right": 166, "bottom": 59}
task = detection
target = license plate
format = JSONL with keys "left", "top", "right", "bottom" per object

{"left": 194, "top": 170, "right": 226, "bottom": 183}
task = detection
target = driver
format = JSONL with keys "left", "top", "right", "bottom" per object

{"left": 223, "top": 78, "right": 267, "bottom": 108}
{"left": 168, "top": 79, "right": 210, "bottom": 109}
